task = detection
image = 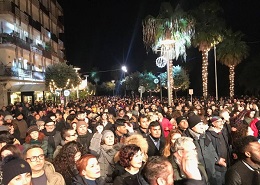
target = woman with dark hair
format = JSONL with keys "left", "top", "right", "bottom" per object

{"left": 23, "top": 125, "right": 48, "bottom": 156}
{"left": 113, "top": 144, "right": 143, "bottom": 185}
{"left": 53, "top": 141, "right": 87, "bottom": 185}
{"left": 0, "top": 144, "right": 23, "bottom": 160}
{"left": 72, "top": 154, "right": 105, "bottom": 185}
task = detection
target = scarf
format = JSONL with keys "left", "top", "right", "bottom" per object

{"left": 42, "top": 129, "right": 56, "bottom": 150}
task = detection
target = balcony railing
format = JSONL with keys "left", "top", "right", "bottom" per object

{"left": 0, "top": 66, "right": 45, "bottom": 80}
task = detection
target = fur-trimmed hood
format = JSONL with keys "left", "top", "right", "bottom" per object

{"left": 124, "top": 133, "right": 149, "bottom": 154}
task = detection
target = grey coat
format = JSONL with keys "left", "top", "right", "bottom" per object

{"left": 89, "top": 133, "right": 121, "bottom": 184}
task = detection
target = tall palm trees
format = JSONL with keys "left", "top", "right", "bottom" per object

{"left": 217, "top": 29, "right": 249, "bottom": 98}
{"left": 142, "top": 2, "right": 194, "bottom": 105}
{"left": 191, "top": 1, "right": 225, "bottom": 98}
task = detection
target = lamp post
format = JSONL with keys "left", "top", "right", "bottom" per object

{"left": 73, "top": 67, "right": 81, "bottom": 99}
{"left": 121, "top": 66, "right": 127, "bottom": 97}
{"left": 111, "top": 80, "right": 115, "bottom": 96}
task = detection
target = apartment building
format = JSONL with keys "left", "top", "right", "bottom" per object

{"left": 0, "top": 0, "right": 65, "bottom": 107}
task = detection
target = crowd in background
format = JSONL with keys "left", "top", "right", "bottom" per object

{"left": 0, "top": 95, "right": 260, "bottom": 185}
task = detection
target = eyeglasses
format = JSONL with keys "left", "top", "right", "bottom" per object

{"left": 26, "top": 154, "right": 45, "bottom": 162}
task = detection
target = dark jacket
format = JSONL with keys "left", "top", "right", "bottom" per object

{"left": 225, "top": 160, "right": 260, "bottom": 185}
{"left": 146, "top": 135, "right": 165, "bottom": 157}
{"left": 184, "top": 129, "right": 219, "bottom": 185}
{"left": 72, "top": 174, "right": 105, "bottom": 185}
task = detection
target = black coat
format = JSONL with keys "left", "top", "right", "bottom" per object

{"left": 146, "top": 135, "right": 165, "bottom": 157}
{"left": 225, "top": 160, "right": 260, "bottom": 185}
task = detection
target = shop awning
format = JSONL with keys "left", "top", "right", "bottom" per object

{"left": 10, "top": 84, "right": 47, "bottom": 92}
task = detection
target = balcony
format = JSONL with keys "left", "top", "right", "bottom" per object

{"left": 0, "top": 66, "right": 45, "bottom": 81}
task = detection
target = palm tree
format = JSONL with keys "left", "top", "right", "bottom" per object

{"left": 190, "top": 1, "right": 225, "bottom": 99}
{"left": 143, "top": 2, "right": 194, "bottom": 104}
{"left": 217, "top": 29, "right": 249, "bottom": 98}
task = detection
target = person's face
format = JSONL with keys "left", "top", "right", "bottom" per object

{"left": 221, "top": 112, "right": 230, "bottom": 121}
{"left": 103, "top": 133, "right": 115, "bottom": 146}
{"left": 77, "top": 113, "right": 86, "bottom": 121}
{"left": 35, "top": 115, "right": 40, "bottom": 120}
{"left": 129, "top": 150, "right": 143, "bottom": 169}
{"left": 82, "top": 158, "right": 101, "bottom": 180}
{"left": 66, "top": 130, "right": 78, "bottom": 142}
{"left": 8, "top": 172, "right": 31, "bottom": 185}
{"left": 30, "top": 131, "right": 39, "bottom": 140}
{"left": 77, "top": 124, "right": 88, "bottom": 135}
{"left": 212, "top": 119, "right": 224, "bottom": 130}
{"left": 44, "top": 122, "right": 55, "bottom": 132}
{"left": 139, "top": 117, "right": 149, "bottom": 129}
{"left": 171, "top": 133, "right": 182, "bottom": 146}
{"left": 26, "top": 148, "right": 45, "bottom": 172}
{"left": 248, "top": 142, "right": 260, "bottom": 165}
{"left": 149, "top": 125, "right": 161, "bottom": 138}
{"left": 1, "top": 149, "right": 12, "bottom": 159}
{"left": 117, "top": 125, "right": 127, "bottom": 135}
{"left": 101, "top": 114, "right": 108, "bottom": 120}
{"left": 191, "top": 122, "right": 205, "bottom": 134}
{"left": 178, "top": 120, "right": 189, "bottom": 130}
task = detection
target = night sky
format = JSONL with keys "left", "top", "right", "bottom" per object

{"left": 57, "top": 0, "right": 260, "bottom": 97}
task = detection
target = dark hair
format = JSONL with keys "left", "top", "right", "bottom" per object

{"left": 119, "top": 144, "right": 141, "bottom": 168}
{"left": 234, "top": 135, "right": 258, "bottom": 159}
{"left": 61, "top": 128, "right": 75, "bottom": 140}
{"left": 142, "top": 156, "right": 171, "bottom": 184}
{"left": 0, "top": 144, "right": 23, "bottom": 160}
{"left": 53, "top": 141, "right": 87, "bottom": 181}
{"left": 0, "top": 131, "right": 14, "bottom": 144}
{"left": 114, "top": 118, "right": 126, "bottom": 129}
{"left": 148, "top": 121, "right": 161, "bottom": 129}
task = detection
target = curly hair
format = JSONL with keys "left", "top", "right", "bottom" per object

{"left": 25, "top": 131, "right": 45, "bottom": 143}
{"left": 119, "top": 144, "right": 140, "bottom": 168}
{"left": 162, "top": 129, "right": 183, "bottom": 157}
{"left": 53, "top": 141, "right": 87, "bottom": 181}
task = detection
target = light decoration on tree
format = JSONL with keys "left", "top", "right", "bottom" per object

{"left": 142, "top": 3, "right": 195, "bottom": 105}
{"left": 202, "top": 48, "right": 210, "bottom": 98}
{"left": 229, "top": 65, "right": 235, "bottom": 98}
{"left": 156, "top": 56, "right": 167, "bottom": 68}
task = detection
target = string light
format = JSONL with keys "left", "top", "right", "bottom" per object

{"left": 202, "top": 48, "right": 210, "bottom": 98}
{"left": 229, "top": 65, "right": 235, "bottom": 98}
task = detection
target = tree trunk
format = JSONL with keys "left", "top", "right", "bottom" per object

{"left": 229, "top": 65, "right": 235, "bottom": 98}
{"left": 202, "top": 49, "right": 209, "bottom": 99}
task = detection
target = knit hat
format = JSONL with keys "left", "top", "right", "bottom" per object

{"left": 4, "top": 115, "right": 13, "bottom": 121}
{"left": 44, "top": 117, "right": 54, "bottom": 126}
{"left": 188, "top": 115, "right": 203, "bottom": 129}
{"left": 76, "top": 120, "right": 88, "bottom": 130}
{"left": 36, "top": 120, "right": 45, "bottom": 127}
{"left": 211, "top": 116, "right": 221, "bottom": 123}
{"left": 2, "top": 155, "right": 32, "bottom": 185}
{"left": 0, "top": 125, "right": 9, "bottom": 132}
{"left": 27, "top": 125, "right": 39, "bottom": 134}
{"left": 101, "top": 130, "right": 114, "bottom": 140}
{"left": 176, "top": 116, "right": 187, "bottom": 125}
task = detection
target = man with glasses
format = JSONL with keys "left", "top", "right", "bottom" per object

{"left": 53, "top": 128, "right": 78, "bottom": 158}
{"left": 42, "top": 118, "right": 62, "bottom": 160}
{"left": 24, "top": 145, "right": 65, "bottom": 184}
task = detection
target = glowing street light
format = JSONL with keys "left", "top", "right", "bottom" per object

{"left": 121, "top": 65, "right": 127, "bottom": 97}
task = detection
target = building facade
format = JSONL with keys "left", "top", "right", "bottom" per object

{"left": 0, "top": 0, "right": 65, "bottom": 107}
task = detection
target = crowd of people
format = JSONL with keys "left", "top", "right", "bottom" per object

{"left": 0, "top": 95, "right": 260, "bottom": 185}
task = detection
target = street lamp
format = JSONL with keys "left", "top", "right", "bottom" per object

{"left": 121, "top": 66, "right": 127, "bottom": 97}
{"left": 73, "top": 67, "right": 81, "bottom": 99}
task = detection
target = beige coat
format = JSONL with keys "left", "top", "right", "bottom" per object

{"left": 44, "top": 161, "right": 65, "bottom": 185}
